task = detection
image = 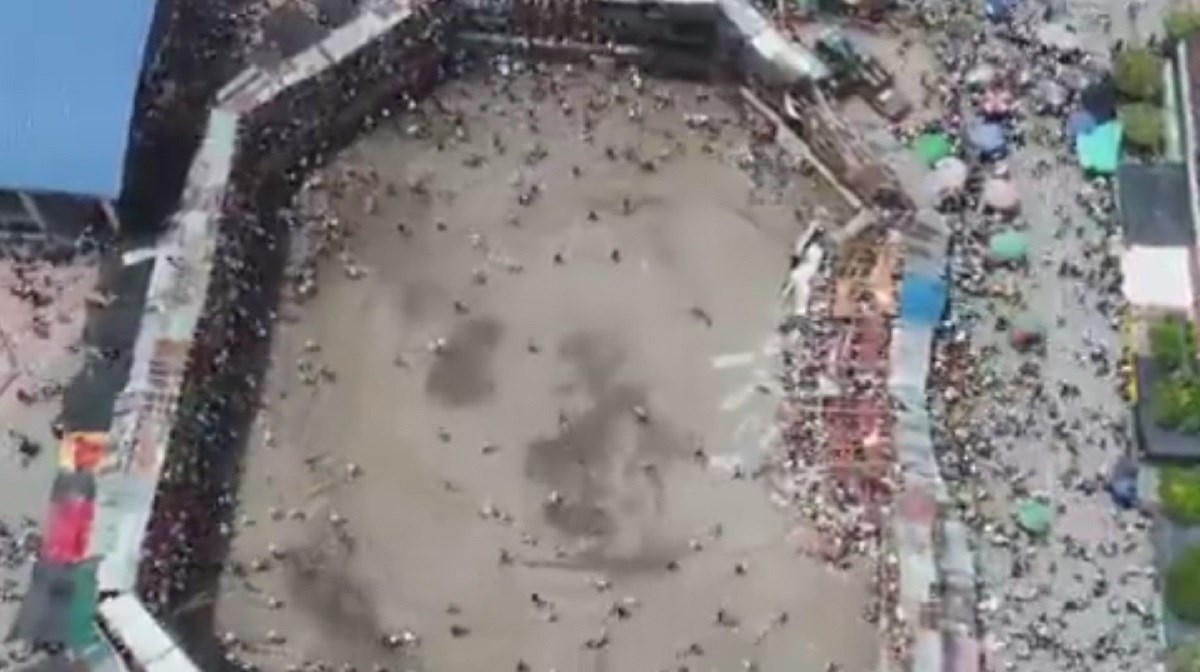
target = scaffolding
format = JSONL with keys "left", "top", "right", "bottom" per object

{"left": 780, "top": 228, "right": 898, "bottom": 522}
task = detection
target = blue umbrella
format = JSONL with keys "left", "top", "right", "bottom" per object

{"left": 985, "top": 0, "right": 1018, "bottom": 20}
{"left": 1106, "top": 456, "right": 1139, "bottom": 509}
{"left": 1066, "top": 110, "right": 1097, "bottom": 137}
{"left": 968, "top": 122, "right": 1007, "bottom": 158}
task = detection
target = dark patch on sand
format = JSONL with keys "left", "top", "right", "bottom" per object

{"left": 424, "top": 315, "right": 503, "bottom": 406}
{"left": 284, "top": 528, "right": 424, "bottom": 670}
{"left": 524, "top": 329, "right": 686, "bottom": 572}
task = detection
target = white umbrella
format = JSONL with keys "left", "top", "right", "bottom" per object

{"left": 965, "top": 63, "right": 999, "bottom": 89}
{"left": 928, "top": 157, "right": 969, "bottom": 197}
{"left": 983, "top": 177, "right": 1021, "bottom": 212}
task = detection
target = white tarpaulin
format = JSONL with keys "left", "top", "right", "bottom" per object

{"left": 1121, "top": 246, "right": 1194, "bottom": 311}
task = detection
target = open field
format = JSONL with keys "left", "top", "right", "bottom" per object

{"left": 213, "top": 63, "right": 876, "bottom": 672}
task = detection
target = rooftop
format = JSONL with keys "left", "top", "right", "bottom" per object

{"left": 1116, "top": 163, "right": 1193, "bottom": 247}
{"left": 0, "top": 0, "right": 159, "bottom": 199}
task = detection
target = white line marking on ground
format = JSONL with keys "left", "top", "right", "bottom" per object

{"left": 712, "top": 351, "right": 756, "bottom": 370}
{"left": 121, "top": 248, "right": 158, "bottom": 267}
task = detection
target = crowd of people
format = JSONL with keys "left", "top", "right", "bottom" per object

{"left": 133, "top": 0, "right": 460, "bottom": 643}
{"left": 889, "top": 0, "right": 1160, "bottom": 669}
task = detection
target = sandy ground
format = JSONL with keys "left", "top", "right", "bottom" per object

{"left": 0, "top": 260, "right": 95, "bottom": 650}
{"left": 214, "top": 65, "right": 878, "bottom": 672}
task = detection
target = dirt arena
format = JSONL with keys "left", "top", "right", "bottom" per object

{"left": 214, "top": 63, "right": 877, "bottom": 672}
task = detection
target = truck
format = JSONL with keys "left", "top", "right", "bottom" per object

{"left": 813, "top": 27, "right": 911, "bottom": 120}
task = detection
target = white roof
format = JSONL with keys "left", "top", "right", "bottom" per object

{"left": 100, "top": 595, "right": 200, "bottom": 672}
{"left": 1122, "top": 246, "right": 1194, "bottom": 312}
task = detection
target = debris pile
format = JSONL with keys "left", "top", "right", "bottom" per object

{"left": 773, "top": 226, "right": 903, "bottom": 648}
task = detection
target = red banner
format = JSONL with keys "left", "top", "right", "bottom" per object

{"left": 42, "top": 498, "right": 96, "bottom": 564}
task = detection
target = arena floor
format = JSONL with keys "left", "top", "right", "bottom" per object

{"left": 214, "top": 63, "right": 876, "bottom": 672}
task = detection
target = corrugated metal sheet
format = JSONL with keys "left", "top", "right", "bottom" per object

{"left": 941, "top": 519, "right": 981, "bottom": 672}
{"left": 749, "top": 30, "right": 831, "bottom": 82}
{"left": 899, "top": 272, "right": 948, "bottom": 325}
{"left": 890, "top": 326, "right": 933, "bottom": 392}
{"left": 78, "top": 635, "right": 131, "bottom": 672}
{"left": 894, "top": 512, "right": 937, "bottom": 603}
{"left": 888, "top": 216, "right": 976, "bottom": 672}
{"left": 890, "top": 206, "right": 983, "bottom": 672}
{"left": 89, "top": 476, "right": 158, "bottom": 593}
{"left": 895, "top": 415, "right": 944, "bottom": 488}
{"left": 717, "top": 0, "right": 768, "bottom": 36}
{"left": 93, "top": 109, "right": 237, "bottom": 595}
{"left": 903, "top": 211, "right": 951, "bottom": 265}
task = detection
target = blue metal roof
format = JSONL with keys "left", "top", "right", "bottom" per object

{"left": 0, "top": 0, "right": 158, "bottom": 199}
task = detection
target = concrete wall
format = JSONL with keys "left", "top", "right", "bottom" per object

{"left": 85, "top": 1, "right": 454, "bottom": 669}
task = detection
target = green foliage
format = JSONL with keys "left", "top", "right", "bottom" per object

{"left": 1154, "top": 376, "right": 1200, "bottom": 432}
{"left": 1152, "top": 316, "right": 1197, "bottom": 372}
{"left": 1114, "top": 47, "right": 1165, "bottom": 101}
{"left": 1162, "top": 467, "right": 1200, "bottom": 524}
{"left": 1167, "top": 546, "right": 1200, "bottom": 623}
{"left": 1120, "top": 103, "right": 1166, "bottom": 154}
{"left": 1171, "top": 640, "right": 1200, "bottom": 672}
{"left": 1150, "top": 318, "right": 1200, "bottom": 432}
{"left": 1166, "top": 9, "right": 1200, "bottom": 42}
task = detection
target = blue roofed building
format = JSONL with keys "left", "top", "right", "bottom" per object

{"left": 0, "top": 0, "right": 160, "bottom": 245}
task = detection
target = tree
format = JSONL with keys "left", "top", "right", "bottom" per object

{"left": 1154, "top": 376, "right": 1200, "bottom": 432}
{"left": 1152, "top": 316, "right": 1196, "bottom": 372}
{"left": 1168, "top": 546, "right": 1200, "bottom": 623}
{"left": 1120, "top": 103, "right": 1165, "bottom": 154}
{"left": 1162, "top": 467, "right": 1200, "bottom": 524}
{"left": 1166, "top": 9, "right": 1200, "bottom": 42}
{"left": 1115, "top": 47, "right": 1165, "bottom": 101}
{"left": 1172, "top": 641, "right": 1200, "bottom": 672}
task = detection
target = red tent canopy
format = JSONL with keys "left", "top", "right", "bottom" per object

{"left": 41, "top": 498, "right": 96, "bottom": 564}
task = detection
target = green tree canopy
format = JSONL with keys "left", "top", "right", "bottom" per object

{"left": 1154, "top": 376, "right": 1200, "bottom": 433}
{"left": 1168, "top": 546, "right": 1200, "bottom": 623}
{"left": 1162, "top": 467, "right": 1200, "bottom": 524}
{"left": 1166, "top": 9, "right": 1200, "bottom": 42}
{"left": 1152, "top": 316, "right": 1197, "bottom": 372}
{"left": 1120, "top": 103, "right": 1165, "bottom": 154}
{"left": 1114, "top": 47, "right": 1165, "bottom": 101}
{"left": 1172, "top": 640, "right": 1200, "bottom": 672}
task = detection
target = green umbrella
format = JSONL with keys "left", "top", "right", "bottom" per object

{"left": 1014, "top": 498, "right": 1053, "bottom": 536}
{"left": 914, "top": 132, "right": 954, "bottom": 167}
{"left": 988, "top": 230, "right": 1028, "bottom": 262}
